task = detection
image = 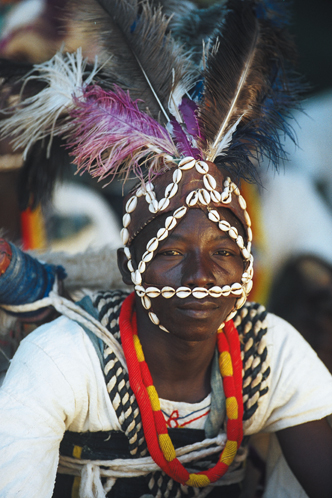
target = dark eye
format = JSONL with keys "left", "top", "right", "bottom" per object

{"left": 215, "top": 249, "right": 232, "bottom": 257}
{"left": 159, "top": 249, "right": 181, "bottom": 256}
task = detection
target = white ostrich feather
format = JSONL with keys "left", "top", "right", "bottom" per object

{"left": 0, "top": 48, "right": 99, "bottom": 159}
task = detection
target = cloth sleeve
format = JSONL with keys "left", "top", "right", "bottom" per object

{"left": 0, "top": 316, "right": 120, "bottom": 497}
{"left": 244, "top": 313, "right": 332, "bottom": 435}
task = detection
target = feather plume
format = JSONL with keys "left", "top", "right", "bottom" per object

{"left": 68, "top": 0, "right": 197, "bottom": 124}
{"left": 197, "top": 0, "right": 301, "bottom": 180}
{"left": 0, "top": 49, "right": 99, "bottom": 159}
{"left": 67, "top": 85, "right": 178, "bottom": 182}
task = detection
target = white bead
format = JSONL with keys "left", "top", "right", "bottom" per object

{"left": 124, "top": 247, "right": 131, "bottom": 259}
{"left": 125, "top": 196, "right": 138, "bottom": 213}
{"left": 236, "top": 235, "right": 244, "bottom": 249}
{"left": 141, "top": 295, "right": 151, "bottom": 310}
{"left": 173, "top": 206, "right": 187, "bottom": 219}
{"left": 138, "top": 261, "right": 146, "bottom": 273}
{"left": 158, "top": 197, "right": 170, "bottom": 211}
{"left": 159, "top": 325, "right": 170, "bottom": 333}
{"left": 210, "top": 190, "right": 221, "bottom": 203}
{"left": 186, "top": 190, "right": 198, "bottom": 206}
{"left": 175, "top": 286, "right": 192, "bottom": 298}
{"left": 209, "top": 286, "right": 222, "bottom": 298}
{"left": 142, "top": 251, "right": 154, "bottom": 263}
{"left": 192, "top": 287, "right": 209, "bottom": 299}
{"left": 146, "top": 287, "right": 161, "bottom": 298}
{"left": 221, "top": 285, "right": 231, "bottom": 296}
{"left": 238, "top": 195, "right": 247, "bottom": 210}
{"left": 122, "top": 213, "right": 131, "bottom": 228}
{"left": 165, "top": 183, "right": 178, "bottom": 199}
{"left": 178, "top": 157, "right": 195, "bottom": 170}
{"left": 198, "top": 189, "right": 210, "bottom": 205}
{"left": 219, "top": 220, "right": 231, "bottom": 231}
{"left": 203, "top": 174, "right": 217, "bottom": 191}
{"left": 146, "top": 237, "right": 159, "bottom": 252}
{"left": 228, "top": 227, "right": 238, "bottom": 239}
{"left": 208, "top": 210, "right": 220, "bottom": 223}
{"left": 165, "top": 216, "right": 177, "bottom": 230}
{"left": 195, "top": 161, "right": 209, "bottom": 174}
{"left": 161, "top": 286, "right": 175, "bottom": 298}
{"left": 157, "top": 228, "right": 168, "bottom": 241}
{"left": 247, "top": 227, "right": 253, "bottom": 242}
{"left": 148, "top": 199, "right": 159, "bottom": 213}
{"left": 148, "top": 312, "right": 160, "bottom": 325}
{"left": 127, "top": 259, "right": 134, "bottom": 272}
{"left": 120, "top": 228, "right": 129, "bottom": 245}
{"left": 173, "top": 169, "right": 182, "bottom": 184}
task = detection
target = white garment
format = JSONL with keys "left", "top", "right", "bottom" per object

{"left": 0, "top": 313, "right": 331, "bottom": 497}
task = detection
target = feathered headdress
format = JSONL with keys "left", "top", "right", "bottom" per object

{"left": 0, "top": 0, "right": 301, "bottom": 206}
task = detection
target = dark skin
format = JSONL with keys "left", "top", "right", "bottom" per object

{"left": 118, "top": 208, "right": 332, "bottom": 498}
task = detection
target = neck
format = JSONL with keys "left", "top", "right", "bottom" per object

{"left": 135, "top": 300, "right": 217, "bottom": 403}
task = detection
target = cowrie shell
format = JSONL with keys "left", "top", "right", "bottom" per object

{"left": 242, "top": 248, "right": 250, "bottom": 260}
{"left": 146, "top": 237, "right": 159, "bottom": 252}
{"left": 198, "top": 189, "right": 210, "bottom": 205}
{"left": 161, "top": 286, "right": 175, "bottom": 298}
{"left": 244, "top": 210, "right": 251, "bottom": 227}
{"left": 146, "top": 182, "right": 154, "bottom": 192}
{"left": 127, "top": 259, "right": 135, "bottom": 272}
{"left": 179, "top": 157, "right": 195, "bottom": 170}
{"left": 247, "top": 227, "right": 253, "bottom": 242}
{"left": 245, "top": 280, "right": 253, "bottom": 294}
{"left": 173, "top": 169, "right": 182, "bottom": 184}
{"left": 148, "top": 199, "right": 159, "bottom": 213}
{"left": 173, "top": 206, "right": 187, "bottom": 219}
{"left": 192, "top": 287, "right": 209, "bottom": 299}
{"left": 224, "top": 179, "right": 230, "bottom": 187}
{"left": 131, "top": 270, "right": 142, "bottom": 285}
{"left": 142, "top": 251, "right": 154, "bottom": 263}
{"left": 228, "top": 227, "right": 238, "bottom": 239}
{"left": 195, "top": 161, "right": 209, "bottom": 174}
{"left": 233, "top": 186, "right": 240, "bottom": 196}
{"left": 157, "top": 228, "right": 168, "bottom": 241}
{"left": 175, "top": 286, "right": 192, "bottom": 298}
{"left": 236, "top": 296, "right": 246, "bottom": 309}
{"left": 148, "top": 312, "right": 160, "bottom": 325}
{"left": 141, "top": 295, "right": 151, "bottom": 310}
{"left": 221, "top": 191, "right": 232, "bottom": 204}
{"left": 238, "top": 195, "right": 247, "bottom": 209}
{"left": 135, "top": 285, "right": 145, "bottom": 297}
{"left": 186, "top": 190, "right": 198, "bottom": 206}
{"left": 146, "top": 287, "right": 161, "bottom": 298}
{"left": 135, "top": 186, "right": 144, "bottom": 197}
{"left": 221, "top": 285, "right": 231, "bottom": 296}
{"left": 209, "top": 286, "right": 222, "bottom": 298}
{"left": 219, "top": 220, "right": 230, "bottom": 231}
{"left": 159, "top": 325, "right": 170, "bottom": 333}
{"left": 165, "top": 216, "right": 177, "bottom": 230}
{"left": 210, "top": 190, "right": 221, "bottom": 203}
{"left": 203, "top": 174, "right": 217, "bottom": 191}
{"left": 231, "top": 283, "right": 243, "bottom": 295}
{"left": 122, "top": 213, "right": 131, "bottom": 228}
{"left": 145, "top": 191, "right": 155, "bottom": 204}
{"left": 241, "top": 272, "right": 250, "bottom": 283}
{"left": 124, "top": 247, "right": 131, "bottom": 259}
{"left": 226, "top": 310, "right": 237, "bottom": 321}
{"left": 138, "top": 261, "right": 146, "bottom": 273}
{"left": 120, "top": 228, "right": 129, "bottom": 245}
{"left": 125, "top": 196, "right": 137, "bottom": 213}
{"left": 208, "top": 210, "right": 220, "bottom": 223}
{"left": 158, "top": 197, "right": 170, "bottom": 211}
{"left": 165, "top": 182, "right": 178, "bottom": 199}
{"left": 236, "top": 235, "right": 244, "bottom": 249}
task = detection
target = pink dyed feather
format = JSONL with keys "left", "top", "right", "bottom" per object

{"left": 67, "top": 85, "right": 178, "bottom": 181}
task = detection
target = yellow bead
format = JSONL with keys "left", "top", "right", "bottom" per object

{"left": 186, "top": 474, "right": 211, "bottom": 487}
{"left": 226, "top": 396, "right": 238, "bottom": 420}
{"left": 158, "top": 433, "right": 176, "bottom": 462}
{"left": 133, "top": 334, "right": 145, "bottom": 362}
{"left": 146, "top": 385, "right": 161, "bottom": 412}
{"left": 219, "top": 351, "right": 233, "bottom": 377}
{"left": 220, "top": 440, "right": 238, "bottom": 466}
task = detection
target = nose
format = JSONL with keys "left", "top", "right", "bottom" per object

{"left": 181, "top": 250, "right": 216, "bottom": 289}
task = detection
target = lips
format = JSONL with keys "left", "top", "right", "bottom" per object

{"left": 177, "top": 299, "right": 219, "bottom": 311}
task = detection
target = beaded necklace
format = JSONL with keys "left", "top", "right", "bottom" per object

{"left": 120, "top": 292, "right": 244, "bottom": 487}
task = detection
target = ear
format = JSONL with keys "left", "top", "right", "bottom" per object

{"left": 117, "top": 247, "right": 133, "bottom": 286}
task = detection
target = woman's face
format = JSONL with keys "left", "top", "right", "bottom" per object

{"left": 129, "top": 207, "right": 245, "bottom": 341}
